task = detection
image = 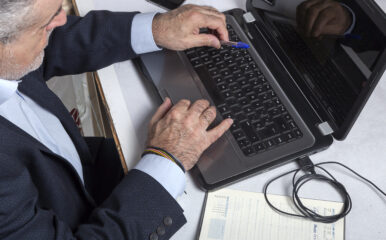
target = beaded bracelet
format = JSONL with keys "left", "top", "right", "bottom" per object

{"left": 141, "top": 146, "right": 186, "bottom": 173}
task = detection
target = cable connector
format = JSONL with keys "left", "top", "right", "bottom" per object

{"left": 297, "top": 156, "right": 316, "bottom": 174}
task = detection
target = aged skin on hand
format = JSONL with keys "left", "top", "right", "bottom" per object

{"left": 152, "top": 4, "right": 229, "bottom": 50}
{"left": 147, "top": 98, "right": 233, "bottom": 171}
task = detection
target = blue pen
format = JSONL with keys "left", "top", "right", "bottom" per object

{"left": 220, "top": 40, "right": 250, "bottom": 49}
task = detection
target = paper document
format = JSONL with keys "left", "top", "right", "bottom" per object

{"left": 199, "top": 189, "right": 344, "bottom": 240}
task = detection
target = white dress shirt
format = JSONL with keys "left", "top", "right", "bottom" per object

{"left": 0, "top": 12, "right": 185, "bottom": 199}
{"left": 0, "top": 80, "right": 85, "bottom": 183}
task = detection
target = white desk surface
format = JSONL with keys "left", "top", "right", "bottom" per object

{"left": 74, "top": 0, "right": 386, "bottom": 239}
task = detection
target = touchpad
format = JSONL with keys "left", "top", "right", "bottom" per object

{"left": 139, "top": 49, "right": 208, "bottom": 104}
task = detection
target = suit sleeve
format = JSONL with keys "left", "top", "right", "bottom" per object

{"left": 0, "top": 155, "right": 186, "bottom": 240}
{"left": 42, "top": 11, "right": 140, "bottom": 80}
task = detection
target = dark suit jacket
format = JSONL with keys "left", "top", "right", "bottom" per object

{"left": 0, "top": 11, "right": 186, "bottom": 240}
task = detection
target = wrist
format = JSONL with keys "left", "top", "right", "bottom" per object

{"left": 152, "top": 13, "right": 165, "bottom": 48}
{"left": 142, "top": 146, "right": 186, "bottom": 173}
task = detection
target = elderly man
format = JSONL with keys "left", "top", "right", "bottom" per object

{"left": 0, "top": 0, "right": 232, "bottom": 239}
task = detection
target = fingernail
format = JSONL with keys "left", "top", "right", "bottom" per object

{"left": 211, "top": 39, "right": 220, "bottom": 49}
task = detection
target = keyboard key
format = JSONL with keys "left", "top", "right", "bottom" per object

{"left": 243, "top": 147, "right": 255, "bottom": 156}
{"left": 230, "top": 121, "right": 240, "bottom": 131}
{"left": 225, "top": 58, "right": 234, "bottom": 64}
{"left": 210, "top": 51, "right": 219, "bottom": 57}
{"left": 226, "top": 98, "right": 237, "bottom": 106}
{"left": 222, "top": 91, "right": 232, "bottom": 99}
{"left": 264, "top": 140, "right": 275, "bottom": 149}
{"left": 207, "top": 62, "right": 215, "bottom": 69}
{"left": 238, "top": 139, "right": 251, "bottom": 148}
{"left": 274, "top": 136, "right": 284, "bottom": 145}
{"left": 230, "top": 84, "right": 241, "bottom": 91}
{"left": 231, "top": 106, "right": 243, "bottom": 114}
{"left": 288, "top": 121, "right": 296, "bottom": 129}
{"left": 192, "top": 59, "right": 202, "bottom": 67}
{"left": 284, "top": 132, "right": 295, "bottom": 141}
{"left": 218, "top": 104, "right": 229, "bottom": 113}
{"left": 217, "top": 62, "right": 227, "bottom": 69}
{"left": 235, "top": 72, "right": 243, "bottom": 78}
{"left": 248, "top": 94, "right": 257, "bottom": 101}
{"left": 223, "top": 112, "right": 234, "bottom": 119}
{"left": 226, "top": 77, "right": 236, "bottom": 84}
{"left": 294, "top": 129, "right": 303, "bottom": 137}
{"left": 242, "top": 147, "right": 255, "bottom": 156}
{"left": 233, "top": 130, "right": 245, "bottom": 139}
{"left": 202, "top": 56, "right": 211, "bottom": 62}
{"left": 243, "top": 106, "right": 254, "bottom": 114}
{"left": 214, "top": 57, "right": 222, "bottom": 63}
{"left": 235, "top": 92, "right": 244, "bottom": 98}
{"left": 254, "top": 143, "right": 266, "bottom": 152}
{"left": 268, "top": 108, "right": 280, "bottom": 116}
{"left": 218, "top": 83, "right": 228, "bottom": 91}
{"left": 209, "top": 69, "right": 220, "bottom": 76}
{"left": 214, "top": 77, "right": 223, "bottom": 84}
{"left": 236, "top": 113, "right": 248, "bottom": 122}
{"left": 222, "top": 71, "right": 231, "bottom": 77}
{"left": 274, "top": 118, "right": 289, "bottom": 131}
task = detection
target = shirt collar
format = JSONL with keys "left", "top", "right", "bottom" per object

{"left": 0, "top": 78, "right": 20, "bottom": 105}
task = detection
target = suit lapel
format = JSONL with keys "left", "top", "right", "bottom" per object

{"left": 14, "top": 75, "right": 98, "bottom": 206}
{"left": 18, "top": 76, "right": 93, "bottom": 165}
{"left": 0, "top": 115, "right": 54, "bottom": 154}
{"left": 0, "top": 115, "right": 97, "bottom": 207}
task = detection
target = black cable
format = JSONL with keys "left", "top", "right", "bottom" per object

{"left": 263, "top": 157, "right": 385, "bottom": 223}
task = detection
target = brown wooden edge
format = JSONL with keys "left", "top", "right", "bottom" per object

{"left": 93, "top": 73, "right": 129, "bottom": 174}
{"left": 71, "top": 0, "right": 129, "bottom": 174}
{"left": 71, "top": 0, "right": 80, "bottom": 16}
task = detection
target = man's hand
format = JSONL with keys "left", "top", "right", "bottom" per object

{"left": 152, "top": 4, "right": 228, "bottom": 51}
{"left": 296, "top": 0, "right": 352, "bottom": 37}
{"left": 146, "top": 98, "right": 233, "bottom": 171}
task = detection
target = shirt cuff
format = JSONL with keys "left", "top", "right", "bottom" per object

{"left": 340, "top": 3, "right": 356, "bottom": 34}
{"left": 131, "top": 12, "right": 163, "bottom": 54}
{"left": 134, "top": 154, "right": 186, "bottom": 199}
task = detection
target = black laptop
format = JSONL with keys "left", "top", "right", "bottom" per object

{"left": 138, "top": 0, "right": 386, "bottom": 190}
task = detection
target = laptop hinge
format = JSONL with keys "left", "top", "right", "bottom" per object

{"left": 317, "top": 122, "right": 334, "bottom": 136}
{"left": 243, "top": 12, "right": 256, "bottom": 23}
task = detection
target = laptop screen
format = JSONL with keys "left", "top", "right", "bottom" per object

{"left": 258, "top": 0, "right": 386, "bottom": 135}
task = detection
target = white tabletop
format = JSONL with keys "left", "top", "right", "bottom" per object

{"left": 73, "top": 0, "right": 386, "bottom": 239}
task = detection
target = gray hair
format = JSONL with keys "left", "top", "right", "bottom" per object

{"left": 0, "top": 0, "right": 37, "bottom": 44}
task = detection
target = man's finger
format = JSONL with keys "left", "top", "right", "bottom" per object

{"left": 170, "top": 99, "right": 191, "bottom": 114}
{"left": 199, "top": 106, "right": 216, "bottom": 129}
{"left": 149, "top": 97, "right": 173, "bottom": 126}
{"left": 189, "top": 99, "right": 210, "bottom": 116}
{"left": 197, "top": 14, "right": 228, "bottom": 42}
{"left": 206, "top": 118, "right": 233, "bottom": 145}
{"left": 189, "top": 33, "right": 221, "bottom": 48}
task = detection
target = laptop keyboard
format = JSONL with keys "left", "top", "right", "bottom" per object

{"left": 184, "top": 24, "right": 303, "bottom": 157}
{"left": 273, "top": 21, "right": 357, "bottom": 125}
